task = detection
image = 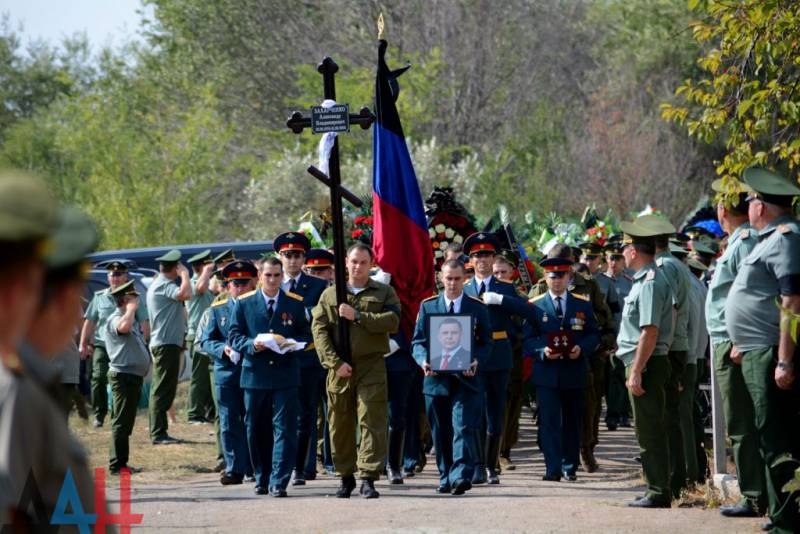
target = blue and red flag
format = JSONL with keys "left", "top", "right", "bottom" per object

{"left": 372, "top": 39, "right": 435, "bottom": 340}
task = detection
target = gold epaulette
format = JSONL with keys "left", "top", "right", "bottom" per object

{"left": 285, "top": 291, "right": 304, "bottom": 302}
{"left": 571, "top": 292, "right": 590, "bottom": 302}
{"left": 211, "top": 298, "right": 228, "bottom": 308}
{"left": 529, "top": 293, "right": 547, "bottom": 303}
{"left": 496, "top": 278, "right": 513, "bottom": 285}
{"left": 239, "top": 289, "right": 258, "bottom": 299}
{"left": 421, "top": 294, "right": 438, "bottom": 303}
{"left": 467, "top": 295, "right": 485, "bottom": 304}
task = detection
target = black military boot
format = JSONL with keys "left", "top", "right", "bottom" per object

{"left": 387, "top": 428, "right": 405, "bottom": 485}
{"left": 472, "top": 432, "right": 487, "bottom": 485}
{"left": 359, "top": 478, "right": 380, "bottom": 499}
{"left": 292, "top": 432, "right": 310, "bottom": 486}
{"left": 336, "top": 475, "right": 356, "bottom": 498}
{"left": 486, "top": 434, "right": 502, "bottom": 485}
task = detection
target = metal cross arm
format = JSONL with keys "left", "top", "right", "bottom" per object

{"left": 286, "top": 107, "right": 374, "bottom": 134}
{"left": 306, "top": 166, "right": 364, "bottom": 208}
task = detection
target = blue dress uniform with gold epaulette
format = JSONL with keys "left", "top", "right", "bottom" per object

{"left": 412, "top": 293, "right": 493, "bottom": 494}
{"left": 228, "top": 288, "right": 311, "bottom": 495}
{"left": 524, "top": 288, "right": 599, "bottom": 480}
{"left": 199, "top": 295, "right": 252, "bottom": 483}
{"left": 463, "top": 274, "right": 531, "bottom": 483}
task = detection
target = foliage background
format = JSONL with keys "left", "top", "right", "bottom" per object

{"left": 1, "top": 0, "right": 795, "bottom": 249}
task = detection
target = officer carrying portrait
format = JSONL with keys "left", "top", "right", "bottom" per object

{"left": 427, "top": 315, "right": 474, "bottom": 373}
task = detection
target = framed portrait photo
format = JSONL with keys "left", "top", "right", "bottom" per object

{"left": 427, "top": 314, "right": 474, "bottom": 373}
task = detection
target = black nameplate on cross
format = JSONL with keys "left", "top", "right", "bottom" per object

{"left": 286, "top": 56, "right": 375, "bottom": 365}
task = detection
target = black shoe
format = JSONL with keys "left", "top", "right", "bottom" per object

{"left": 290, "top": 470, "right": 306, "bottom": 486}
{"left": 303, "top": 471, "right": 316, "bottom": 481}
{"left": 403, "top": 468, "right": 416, "bottom": 478}
{"left": 451, "top": 479, "right": 472, "bottom": 496}
{"left": 254, "top": 486, "right": 268, "bottom": 495}
{"left": 542, "top": 474, "right": 561, "bottom": 482}
{"left": 213, "top": 460, "right": 226, "bottom": 473}
{"left": 620, "top": 417, "right": 632, "bottom": 428}
{"left": 720, "top": 500, "right": 759, "bottom": 518}
{"left": 627, "top": 496, "right": 670, "bottom": 508}
{"left": 220, "top": 473, "right": 243, "bottom": 485}
{"left": 606, "top": 423, "right": 618, "bottom": 431}
{"left": 760, "top": 520, "right": 774, "bottom": 531}
{"left": 471, "top": 471, "right": 487, "bottom": 485}
{"left": 109, "top": 465, "right": 142, "bottom": 475}
{"left": 563, "top": 472, "right": 577, "bottom": 482}
{"left": 359, "top": 479, "right": 380, "bottom": 499}
{"left": 336, "top": 475, "right": 356, "bottom": 498}
{"left": 436, "top": 483, "right": 451, "bottom": 494}
{"left": 487, "top": 468, "right": 500, "bottom": 485}
{"left": 152, "top": 435, "right": 182, "bottom": 445}
{"left": 269, "top": 486, "right": 287, "bottom": 498}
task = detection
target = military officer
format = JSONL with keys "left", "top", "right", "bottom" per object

{"left": 311, "top": 243, "right": 401, "bottom": 499}
{"left": 200, "top": 260, "right": 259, "bottom": 485}
{"left": 530, "top": 243, "right": 616, "bottom": 473}
{"left": 185, "top": 249, "right": 217, "bottom": 424}
{"left": 273, "top": 231, "right": 328, "bottom": 486}
{"left": 228, "top": 256, "right": 311, "bottom": 497}
{"left": 726, "top": 166, "right": 800, "bottom": 533}
{"left": 596, "top": 243, "right": 633, "bottom": 430}
{"left": 525, "top": 257, "right": 598, "bottom": 481}
{"left": 412, "top": 259, "right": 493, "bottom": 495}
{"left": 578, "top": 242, "right": 604, "bottom": 275}
{"left": 147, "top": 249, "right": 191, "bottom": 444}
{"left": 104, "top": 280, "right": 151, "bottom": 475}
{"left": 303, "top": 248, "right": 335, "bottom": 284}
{"left": 462, "top": 232, "right": 530, "bottom": 484}
{"left": 705, "top": 179, "right": 766, "bottom": 519}
{"left": 616, "top": 219, "right": 675, "bottom": 508}
{"left": 79, "top": 260, "right": 150, "bottom": 427}
{"left": 0, "top": 185, "right": 96, "bottom": 528}
{"left": 210, "top": 248, "right": 236, "bottom": 294}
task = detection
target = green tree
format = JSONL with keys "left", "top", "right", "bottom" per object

{"left": 661, "top": 0, "right": 800, "bottom": 191}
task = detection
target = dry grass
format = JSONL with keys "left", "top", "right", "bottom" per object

{"left": 70, "top": 382, "right": 219, "bottom": 486}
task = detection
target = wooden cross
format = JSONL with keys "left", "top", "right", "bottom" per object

{"left": 286, "top": 56, "right": 375, "bottom": 364}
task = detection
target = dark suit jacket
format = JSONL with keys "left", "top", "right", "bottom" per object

{"left": 523, "top": 292, "right": 599, "bottom": 390}
{"left": 289, "top": 273, "right": 327, "bottom": 368}
{"left": 463, "top": 277, "right": 531, "bottom": 371}
{"left": 429, "top": 346, "right": 471, "bottom": 372}
{"left": 411, "top": 294, "right": 492, "bottom": 395}
{"left": 228, "top": 289, "right": 311, "bottom": 390}
{"left": 199, "top": 298, "right": 240, "bottom": 387}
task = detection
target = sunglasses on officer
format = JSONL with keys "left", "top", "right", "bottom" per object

{"left": 231, "top": 279, "right": 251, "bottom": 287}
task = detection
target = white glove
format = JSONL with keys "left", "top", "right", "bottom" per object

{"left": 383, "top": 338, "right": 400, "bottom": 358}
{"left": 370, "top": 269, "right": 392, "bottom": 285}
{"left": 229, "top": 350, "right": 241, "bottom": 365}
{"left": 481, "top": 291, "right": 504, "bottom": 306}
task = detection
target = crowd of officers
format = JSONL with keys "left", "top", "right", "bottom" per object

{"left": 1, "top": 165, "right": 798, "bottom": 532}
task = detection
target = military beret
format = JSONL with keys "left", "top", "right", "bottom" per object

{"left": 540, "top": 257, "right": 572, "bottom": 278}
{"left": 273, "top": 232, "right": 311, "bottom": 254}
{"left": 305, "top": 248, "right": 334, "bottom": 269}
{"left": 45, "top": 206, "right": 99, "bottom": 271}
{"left": 187, "top": 249, "right": 213, "bottom": 264}
{"left": 110, "top": 280, "right": 138, "bottom": 298}
{"left": 222, "top": 260, "right": 258, "bottom": 280}
{"left": 0, "top": 169, "right": 57, "bottom": 248}
{"left": 213, "top": 248, "right": 235, "bottom": 264}
{"left": 463, "top": 232, "right": 499, "bottom": 255}
{"left": 743, "top": 166, "right": 800, "bottom": 207}
{"left": 155, "top": 249, "right": 181, "bottom": 262}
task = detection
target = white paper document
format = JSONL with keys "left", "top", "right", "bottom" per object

{"left": 254, "top": 333, "right": 307, "bottom": 354}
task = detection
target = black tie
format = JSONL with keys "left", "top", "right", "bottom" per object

{"left": 289, "top": 279, "right": 296, "bottom": 293}
{"left": 555, "top": 296, "right": 564, "bottom": 321}
{"left": 479, "top": 281, "right": 486, "bottom": 296}
{"left": 448, "top": 301, "right": 455, "bottom": 314}
{"left": 267, "top": 299, "right": 275, "bottom": 320}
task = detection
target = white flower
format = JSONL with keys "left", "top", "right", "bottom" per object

{"left": 453, "top": 235, "right": 463, "bottom": 243}
{"left": 435, "top": 224, "right": 446, "bottom": 233}
{"left": 445, "top": 228, "right": 455, "bottom": 238}
{"left": 434, "top": 250, "right": 443, "bottom": 258}
{"left": 429, "top": 228, "right": 436, "bottom": 238}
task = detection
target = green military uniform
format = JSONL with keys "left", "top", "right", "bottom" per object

{"left": 531, "top": 268, "right": 615, "bottom": 472}
{"left": 84, "top": 278, "right": 148, "bottom": 425}
{"left": 104, "top": 281, "right": 152, "bottom": 474}
{"left": 706, "top": 221, "right": 764, "bottom": 512}
{"left": 725, "top": 167, "right": 800, "bottom": 533}
{"left": 146, "top": 249, "right": 188, "bottom": 442}
{"left": 311, "top": 279, "right": 401, "bottom": 481}
{"left": 616, "top": 223, "right": 675, "bottom": 506}
{"left": 186, "top": 250, "right": 216, "bottom": 423}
